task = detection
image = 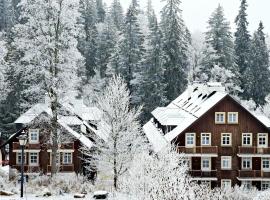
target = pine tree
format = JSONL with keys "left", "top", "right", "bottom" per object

{"left": 109, "top": 0, "right": 124, "bottom": 31}
{"left": 160, "top": 0, "right": 189, "bottom": 101}
{"left": 78, "top": 0, "right": 98, "bottom": 82}
{"left": 244, "top": 22, "right": 270, "bottom": 105}
{"left": 200, "top": 5, "right": 239, "bottom": 93}
{"left": 118, "top": 1, "right": 145, "bottom": 104}
{"left": 96, "top": 0, "right": 105, "bottom": 23}
{"left": 140, "top": 5, "right": 167, "bottom": 122}
{"left": 235, "top": 0, "right": 251, "bottom": 96}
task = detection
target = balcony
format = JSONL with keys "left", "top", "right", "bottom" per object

{"left": 190, "top": 170, "right": 217, "bottom": 177}
{"left": 47, "top": 143, "right": 74, "bottom": 150}
{"left": 238, "top": 170, "right": 270, "bottom": 178}
{"left": 13, "top": 142, "right": 40, "bottom": 150}
{"left": 177, "top": 146, "right": 218, "bottom": 156}
{"left": 47, "top": 164, "right": 74, "bottom": 172}
{"left": 238, "top": 147, "right": 270, "bottom": 156}
{"left": 13, "top": 165, "right": 41, "bottom": 173}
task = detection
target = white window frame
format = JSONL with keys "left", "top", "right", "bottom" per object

{"left": 221, "top": 133, "right": 232, "bottom": 146}
{"left": 221, "top": 179, "right": 232, "bottom": 188}
{"left": 201, "top": 157, "right": 211, "bottom": 171}
{"left": 258, "top": 133, "right": 268, "bottom": 148}
{"left": 185, "top": 133, "right": 196, "bottom": 147}
{"left": 242, "top": 133, "right": 253, "bottom": 146}
{"left": 62, "top": 152, "right": 72, "bottom": 165}
{"left": 262, "top": 158, "right": 270, "bottom": 171}
{"left": 221, "top": 156, "right": 232, "bottom": 170}
{"left": 16, "top": 152, "right": 26, "bottom": 165}
{"left": 261, "top": 181, "right": 270, "bottom": 190}
{"left": 29, "top": 129, "right": 39, "bottom": 144}
{"left": 227, "top": 112, "right": 238, "bottom": 124}
{"left": 201, "top": 133, "right": 211, "bottom": 146}
{"left": 29, "top": 152, "right": 39, "bottom": 166}
{"left": 242, "top": 157, "right": 252, "bottom": 170}
{"left": 215, "top": 112, "right": 226, "bottom": 124}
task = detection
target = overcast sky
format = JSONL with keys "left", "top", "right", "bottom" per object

{"left": 105, "top": 0, "right": 270, "bottom": 34}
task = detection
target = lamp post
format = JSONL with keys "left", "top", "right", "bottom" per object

{"left": 17, "top": 131, "right": 28, "bottom": 198}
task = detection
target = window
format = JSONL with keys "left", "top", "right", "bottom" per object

{"left": 262, "top": 158, "right": 270, "bottom": 171}
{"left": 215, "top": 112, "right": 225, "bottom": 124}
{"left": 201, "top": 157, "right": 211, "bottom": 171}
{"left": 227, "top": 112, "right": 238, "bottom": 124}
{"left": 242, "top": 181, "right": 252, "bottom": 189}
{"left": 258, "top": 133, "right": 268, "bottom": 148}
{"left": 29, "top": 152, "right": 39, "bottom": 166}
{"left": 16, "top": 152, "right": 26, "bottom": 165}
{"left": 261, "top": 181, "right": 270, "bottom": 190}
{"left": 221, "top": 156, "right": 232, "bottom": 170}
{"left": 242, "top": 133, "right": 252, "bottom": 146}
{"left": 185, "top": 133, "right": 196, "bottom": 147}
{"left": 201, "top": 133, "right": 211, "bottom": 146}
{"left": 242, "top": 158, "right": 252, "bottom": 170}
{"left": 63, "top": 153, "right": 72, "bottom": 165}
{"left": 221, "top": 133, "right": 232, "bottom": 146}
{"left": 29, "top": 129, "right": 39, "bottom": 144}
{"left": 221, "top": 179, "right": 231, "bottom": 188}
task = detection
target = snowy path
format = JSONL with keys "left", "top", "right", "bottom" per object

{"left": 0, "top": 194, "right": 95, "bottom": 200}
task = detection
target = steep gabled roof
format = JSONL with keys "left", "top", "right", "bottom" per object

{"left": 144, "top": 82, "right": 270, "bottom": 152}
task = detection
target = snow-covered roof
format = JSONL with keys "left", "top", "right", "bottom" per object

{"left": 143, "top": 120, "right": 168, "bottom": 152}
{"left": 144, "top": 82, "right": 270, "bottom": 152}
{"left": 13, "top": 98, "right": 102, "bottom": 149}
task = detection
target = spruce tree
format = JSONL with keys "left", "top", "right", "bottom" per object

{"left": 78, "top": 0, "right": 98, "bottom": 82}
{"left": 109, "top": 0, "right": 124, "bottom": 31}
{"left": 235, "top": 0, "right": 251, "bottom": 96}
{"left": 118, "top": 1, "right": 145, "bottom": 104}
{"left": 200, "top": 4, "right": 239, "bottom": 93}
{"left": 160, "top": 0, "right": 189, "bottom": 101}
{"left": 244, "top": 22, "right": 270, "bottom": 105}
{"left": 96, "top": 0, "right": 105, "bottom": 23}
{"left": 141, "top": 9, "right": 167, "bottom": 122}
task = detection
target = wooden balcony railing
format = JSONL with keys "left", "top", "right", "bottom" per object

{"left": 47, "top": 143, "right": 74, "bottom": 150}
{"left": 13, "top": 142, "right": 40, "bottom": 150}
{"left": 238, "top": 146, "right": 270, "bottom": 154}
{"left": 238, "top": 170, "right": 270, "bottom": 178}
{"left": 13, "top": 165, "right": 41, "bottom": 173}
{"left": 47, "top": 164, "right": 74, "bottom": 172}
{"left": 190, "top": 170, "right": 217, "bottom": 177}
{"left": 177, "top": 146, "right": 218, "bottom": 154}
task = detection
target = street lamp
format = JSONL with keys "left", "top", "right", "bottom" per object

{"left": 17, "top": 131, "right": 28, "bottom": 198}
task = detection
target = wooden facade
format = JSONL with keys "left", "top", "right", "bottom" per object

{"left": 8, "top": 129, "right": 82, "bottom": 175}
{"left": 154, "top": 95, "right": 270, "bottom": 189}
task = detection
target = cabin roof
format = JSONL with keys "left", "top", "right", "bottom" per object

{"left": 144, "top": 82, "right": 270, "bottom": 152}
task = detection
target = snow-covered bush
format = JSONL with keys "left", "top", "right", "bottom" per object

{"left": 25, "top": 173, "right": 92, "bottom": 195}
{"left": 120, "top": 147, "right": 195, "bottom": 200}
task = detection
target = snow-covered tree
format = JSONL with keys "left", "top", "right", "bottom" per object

{"left": 160, "top": 0, "right": 189, "bottom": 101}
{"left": 200, "top": 5, "right": 240, "bottom": 94}
{"left": 78, "top": 0, "right": 98, "bottom": 82}
{"left": 118, "top": 1, "right": 145, "bottom": 104}
{"left": 82, "top": 75, "right": 147, "bottom": 190}
{"left": 121, "top": 147, "right": 195, "bottom": 200}
{"left": 0, "top": 33, "right": 7, "bottom": 102}
{"left": 140, "top": 8, "right": 167, "bottom": 122}
{"left": 108, "top": 0, "right": 124, "bottom": 31}
{"left": 235, "top": 0, "right": 251, "bottom": 97}
{"left": 14, "top": 0, "right": 83, "bottom": 175}
{"left": 96, "top": 0, "right": 105, "bottom": 23}
{"left": 244, "top": 22, "right": 270, "bottom": 106}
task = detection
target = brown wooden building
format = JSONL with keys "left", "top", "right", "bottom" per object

{"left": 144, "top": 82, "right": 270, "bottom": 190}
{"left": 0, "top": 98, "right": 101, "bottom": 177}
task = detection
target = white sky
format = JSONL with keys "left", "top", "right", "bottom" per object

{"left": 105, "top": 0, "right": 270, "bottom": 34}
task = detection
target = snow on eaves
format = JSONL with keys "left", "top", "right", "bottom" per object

{"left": 58, "top": 119, "right": 93, "bottom": 149}
{"left": 254, "top": 114, "right": 270, "bottom": 128}
{"left": 143, "top": 120, "right": 168, "bottom": 152}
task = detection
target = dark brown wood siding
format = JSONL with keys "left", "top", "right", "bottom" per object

{"left": 174, "top": 95, "right": 270, "bottom": 187}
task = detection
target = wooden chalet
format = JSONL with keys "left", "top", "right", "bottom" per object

{"left": 0, "top": 98, "right": 102, "bottom": 177}
{"left": 144, "top": 82, "right": 270, "bottom": 190}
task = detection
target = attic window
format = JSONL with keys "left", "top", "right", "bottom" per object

{"left": 207, "top": 91, "right": 217, "bottom": 99}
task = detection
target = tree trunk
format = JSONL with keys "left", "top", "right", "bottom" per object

{"left": 50, "top": 91, "right": 58, "bottom": 177}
